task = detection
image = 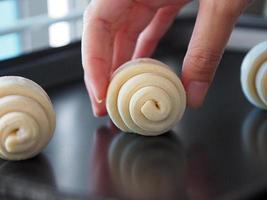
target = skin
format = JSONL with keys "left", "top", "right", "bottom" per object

{"left": 82, "top": 0, "right": 252, "bottom": 116}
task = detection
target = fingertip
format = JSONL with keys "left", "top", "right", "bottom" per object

{"left": 93, "top": 98, "right": 107, "bottom": 115}
{"left": 92, "top": 100, "right": 107, "bottom": 117}
{"left": 185, "top": 81, "right": 209, "bottom": 108}
{"left": 91, "top": 78, "right": 109, "bottom": 104}
{"left": 85, "top": 77, "right": 108, "bottom": 117}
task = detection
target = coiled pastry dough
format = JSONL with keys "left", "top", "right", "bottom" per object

{"left": 241, "top": 41, "right": 267, "bottom": 109}
{"left": 106, "top": 58, "right": 186, "bottom": 136}
{"left": 0, "top": 76, "right": 56, "bottom": 160}
{"left": 242, "top": 109, "right": 267, "bottom": 163}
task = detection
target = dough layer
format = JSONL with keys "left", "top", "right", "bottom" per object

{"left": 0, "top": 76, "right": 56, "bottom": 160}
{"left": 106, "top": 58, "right": 186, "bottom": 136}
{"left": 241, "top": 41, "right": 267, "bottom": 109}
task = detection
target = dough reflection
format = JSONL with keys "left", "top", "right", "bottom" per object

{"left": 108, "top": 132, "right": 186, "bottom": 200}
{"left": 0, "top": 154, "right": 55, "bottom": 198}
{"left": 242, "top": 109, "right": 267, "bottom": 162}
{"left": 0, "top": 154, "right": 55, "bottom": 184}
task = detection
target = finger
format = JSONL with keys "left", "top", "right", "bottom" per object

{"left": 133, "top": 4, "right": 186, "bottom": 58}
{"left": 82, "top": 0, "right": 132, "bottom": 103}
{"left": 84, "top": 75, "right": 107, "bottom": 116}
{"left": 182, "top": 1, "right": 249, "bottom": 108}
{"left": 112, "top": 2, "right": 156, "bottom": 71}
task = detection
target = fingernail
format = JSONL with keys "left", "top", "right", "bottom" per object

{"left": 187, "top": 81, "right": 209, "bottom": 108}
{"left": 91, "top": 87, "right": 105, "bottom": 104}
{"left": 84, "top": 75, "right": 106, "bottom": 104}
{"left": 95, "top": 96, "right": 104, "bottom": 104}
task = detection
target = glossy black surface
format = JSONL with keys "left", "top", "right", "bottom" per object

{"left": 1, "top": 50, "right": 267, "bottom": 200}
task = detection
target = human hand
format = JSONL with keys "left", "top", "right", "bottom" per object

{"left": 82, "top": 0, "right": 251, "bottom": 116}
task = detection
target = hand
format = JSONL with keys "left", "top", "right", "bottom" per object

{"left": 82, "top": 0, "right": 251, "bottom": 116}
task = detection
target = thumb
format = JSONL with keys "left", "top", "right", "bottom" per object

{"left": 182, "top": 1, "right": 247, "bottom": 108}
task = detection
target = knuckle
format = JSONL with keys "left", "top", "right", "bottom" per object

{"left": 121, "top": 26, "right": 140, "bottom": 43}
{"left": 157, "top": 11, "right": 174, "bottom": 26}
{"left": 184, "top": 48, "right": 221, "bottom": 82}
{"left": 83, "top": 3, "right": 112, "bottom": 29}
{"left": 203, "top": 0, "right": 248, "bottom": 19}
{"left": 134, "top": 0, "right": 164, "bottom": 8}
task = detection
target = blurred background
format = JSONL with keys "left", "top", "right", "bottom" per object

{"left": 0, "top": 0, "right": 267, "bottom": 61}
{"left": 0, "top": 0, "right": 87, "bottom": 61}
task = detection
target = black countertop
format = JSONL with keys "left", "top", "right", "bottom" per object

{"left": 1, "top": 50, "right": 267, "bottom": 200}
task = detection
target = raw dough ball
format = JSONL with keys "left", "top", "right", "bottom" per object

{"left": 0, "top": 76, "right": 56, "bottom": 160}
{"left": 106, "top": 58, "right": 186, "bottom": 136}
{"left": 241, "top": 41, "right": 267, "bottom": 109}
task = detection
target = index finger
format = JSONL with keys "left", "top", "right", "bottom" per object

{"left": 82, "top": 0, "right": 132, "bottom": 102}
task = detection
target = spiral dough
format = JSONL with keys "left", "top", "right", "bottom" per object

{"left": 241, "top": 41, "right": 267, "bottom": 109}
{"left": 0, "top": 76, "right": 56, "bottom": 160}
{"left": 106, "top": 58, "right": 186, "bottom": 136}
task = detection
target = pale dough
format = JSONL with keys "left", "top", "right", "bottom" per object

{"left": 241, "top": 41, "right": 267, "bottom": 109}
{"left": 106, "top": 58, "right": 186, "bottom": 136}
{"left": 0, "top": 76, "right": 56, "bottom": 160}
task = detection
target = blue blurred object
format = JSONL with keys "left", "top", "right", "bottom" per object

{"left": 0, "top": 0, "right": 21, "bottom": 61}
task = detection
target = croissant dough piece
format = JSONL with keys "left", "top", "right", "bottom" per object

{"left": 0, "top": 76, "right": 56, "bottom": 160}
{"left": 241, "top": 41, "right": 267, "bottom": 109}
{"left": 106, "top": 58, "right": 186, "bottom": 136}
